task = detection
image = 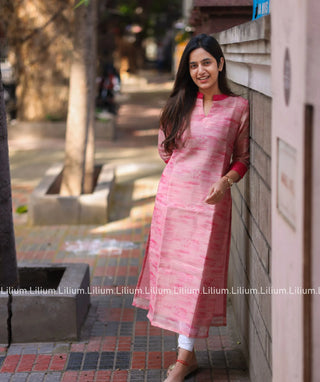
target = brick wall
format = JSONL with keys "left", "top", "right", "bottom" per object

{"left": 229, "top": 86, "right": 272, "bottom": 382}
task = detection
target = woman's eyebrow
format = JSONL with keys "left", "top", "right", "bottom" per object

{"left": 189, "top": 58, "right": 212, "bottom": 64}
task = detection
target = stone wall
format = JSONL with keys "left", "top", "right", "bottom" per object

{"left": 215, "top": 16, "right": 272, "bottom": 382}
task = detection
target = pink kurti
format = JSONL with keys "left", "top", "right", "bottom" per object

{"left": 133, "top": 93, "right": 250, "bottom": 338}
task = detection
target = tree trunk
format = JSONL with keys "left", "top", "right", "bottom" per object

{"left": 0, "top": 70, "right": 19, "bottom": 288}
{"left": 83, "top": 0, "right": 97, "bottom": 194}
{"left": 60, "top": 0, "right": 96, "bottom": 196}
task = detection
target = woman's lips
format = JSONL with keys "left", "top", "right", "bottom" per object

{"left": 198, "top": 76, "right": 209, "bottom": 81}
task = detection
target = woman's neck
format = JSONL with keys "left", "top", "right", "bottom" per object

{"left": 201, "top": 89, "right": 222, "bottom": 102}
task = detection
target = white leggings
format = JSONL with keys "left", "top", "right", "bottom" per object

{"left": 178, "top": 334, "right": 195, "bottom": 352}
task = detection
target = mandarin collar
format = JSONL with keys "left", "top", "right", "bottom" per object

{"left": 197, "top": 92, "right": 229, "bottom": 101}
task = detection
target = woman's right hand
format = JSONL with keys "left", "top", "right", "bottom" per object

{"left": 204, "top": 177, "right": 229, "bottom": 205}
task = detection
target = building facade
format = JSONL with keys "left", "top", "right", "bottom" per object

{"left": 189, "top": 0, "right": 253, "bottom": 34}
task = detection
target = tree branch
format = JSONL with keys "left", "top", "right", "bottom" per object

{"left": 21, "top": 4, "right": 67, "bottom": 44}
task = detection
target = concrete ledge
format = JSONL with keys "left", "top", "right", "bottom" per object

{"left": 216, "top": 15, "right": 270, "bottom": 45}
{"left": 28, "top": 163, "right": 115, "bottom": 225}
{"left": 0, "top": 263, "right": 90, "bottom": 343}
{"left": 214, "top": 15, "right": 271, "bottom": 97}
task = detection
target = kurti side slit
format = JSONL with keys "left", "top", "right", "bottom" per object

{"left": 133, "top": 93, "right": 250, "bottom": 338}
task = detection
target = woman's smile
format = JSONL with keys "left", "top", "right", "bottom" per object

{"left": 198, "top": 75, "right": 209, "bottom": 81}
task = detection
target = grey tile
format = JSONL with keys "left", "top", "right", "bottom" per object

{"left": 82, "top": 352, "right": 99, "bottom": 370}
{"left": 110, "top": 298, "right": 123, "bottom": 308}
{"left": 66, "top": 352, "right": 83, "bottom": 370}
{"left": 148, "top": 336, "right": 161, "bottom": 351}
{"left": 91, "top": 322, "right": 108, "bottom": 336}
{"left": 21, "top": 345, "right": 39, "bottom": 354}
{"left": 129, "top": 370, "right": 145, "bottom": 381}
{"left": 129, "top": 258, "right": 139, "bottom": 266}
{"left": 163, "top": 337, "right": 176, "bottom": 351}
{"left": 115, "top": 352, "right": 130, "bottom": 369}
{"left": 120, "top": 322, "right": 133, "bottom": 336}
{"left": 43, "top": 373, "right": 62, "bottom": 382}
{"left": 115, "top": 276, "right": 126, "bottom": 285}
{"left": 146, "top": 369, "right": 162, "bottom": 381}
{"left": 133, "top": 336, "right": 148, "bottom": 351}
{"left": 91, "top": 277, "right": 103, "bottom": 286}
{"left": 103, "top": 277, "right": 115, "bottom": 286}
{"left": 99, "top": 352, "right": 114, "bottom": 369}
{"left": 6, "top": 345, "right": 24, "bottom": 355}
{"left": 108, "top": 258, "right": 118, "bottom": 266}
{"left": 0, "top": 373, "right": 12, "bottom": 382}
{"left": 119, "top": 258, "right": 129, "bottom": 266}
{"left": 37, "top": 344, "right": 54, "bottom": 354}
{"left": 105, "top": 322, "right": 119, "bottom": 336}
{"left": 11, "top": 373, "right": 29, "bottom": 382}
{"left": 123, "top": 294, "right": 134, "bottom": 307}
{"left": 27, "top": 373, "right": 46, "bottom": 382}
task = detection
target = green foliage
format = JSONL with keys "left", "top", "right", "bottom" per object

{"left": 16, "top": 205, "right": 28, "bottom": 214}
{"left": 74, "top": 0, "right": 90, "bottom": 9}
{"left": 117, "top": 0, "right": 138, "bottom": 17}
{"left": 45, "top": 114, "right": 65, "bottom": 122}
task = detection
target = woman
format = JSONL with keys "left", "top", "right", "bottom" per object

{"left": 133, "top": 34, "right": 250, "bottom": 381}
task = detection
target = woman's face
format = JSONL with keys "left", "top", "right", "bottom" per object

{"left": 189, "top": 47, "right": 223, "bottom": 95}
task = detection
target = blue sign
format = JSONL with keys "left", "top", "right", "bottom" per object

{"left": 252, "top": 0, "right": 270, "bottom": 20}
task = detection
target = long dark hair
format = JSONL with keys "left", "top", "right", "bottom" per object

{"left": 160, "top": 34, "right": 234, "bottom": 153}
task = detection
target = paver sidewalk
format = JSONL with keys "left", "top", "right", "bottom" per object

{"left": 0, "top": 71, "right": 250, "bottom": 382}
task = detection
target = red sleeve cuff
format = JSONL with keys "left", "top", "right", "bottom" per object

{"left": 230, "top": 162, "right": 248, "bottom": 178}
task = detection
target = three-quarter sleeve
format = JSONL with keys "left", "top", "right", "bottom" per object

{"left": 230, "top": 101, "right": 250, "bottom": 178}
{"left": 158, "top": 128, "right": 171, "bottom": 163}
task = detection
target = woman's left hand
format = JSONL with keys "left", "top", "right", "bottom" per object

{"left": 204, "top": 178, "right": 229, "bottom": 205}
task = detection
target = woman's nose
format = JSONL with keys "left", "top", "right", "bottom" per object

{"left": 198, "top": 64, "right": 206, "bottom": 74}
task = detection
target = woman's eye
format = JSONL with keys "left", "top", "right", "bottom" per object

{"left": 203, "top": 61, "right": 211, "bottom": 66}
{"left": 190, "top": 64, "right": 197, "bottom": 69}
